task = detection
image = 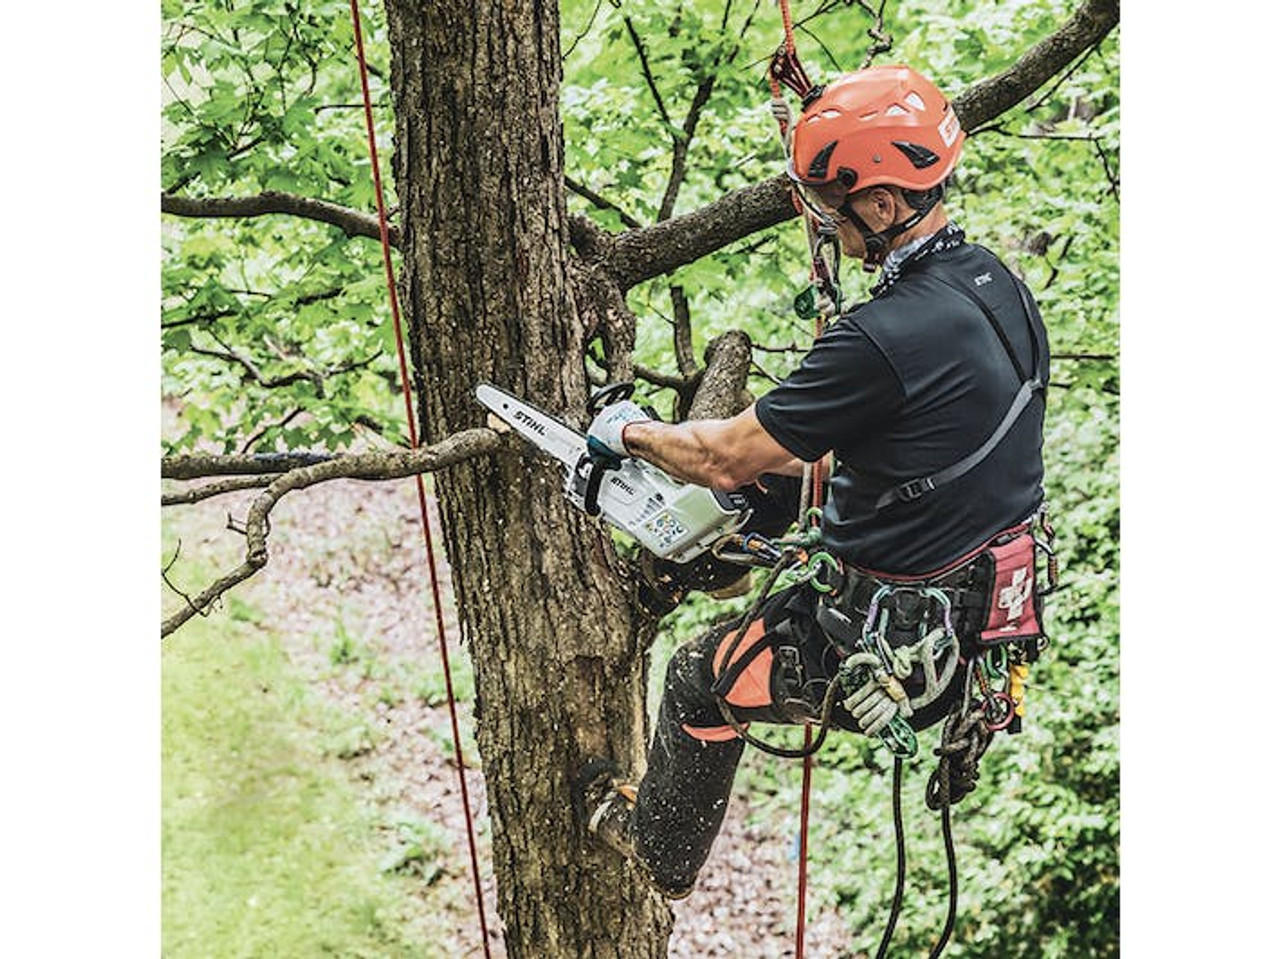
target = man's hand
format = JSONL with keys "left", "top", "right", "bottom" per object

{"left": 587, "top": 401, "right": 651, "bottom": 467}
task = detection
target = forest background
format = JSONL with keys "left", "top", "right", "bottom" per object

{"left": 3, "top": 1, "right": 1278, "bottom": 957}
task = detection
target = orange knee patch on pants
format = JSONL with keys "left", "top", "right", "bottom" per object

{"left": 681, "top": 722, "right": 746, "bottom": 742}
{"left": 713, "top": 617, "right": 774, "bottom": 709}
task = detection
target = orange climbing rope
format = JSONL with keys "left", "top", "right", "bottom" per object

{"left": 346, "top": 3, "right": 493, "bottom": 955}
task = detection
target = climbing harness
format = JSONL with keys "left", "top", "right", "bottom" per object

{"left": 710, "top": 502, "right": 1057, "bottom": 957}
{"left": 722, "top": 21, "right": 1057, "bottom": 935}
{"left": 347, "top": 2, "right": 492, "bottom": 955}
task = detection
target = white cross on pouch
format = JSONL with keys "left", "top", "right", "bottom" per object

{"left": 998, "top": 567, "right": 1033, "bottom": 622}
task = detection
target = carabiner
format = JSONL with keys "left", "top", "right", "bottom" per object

{"left": 982, "top": 692, "right": 1017, "bottom": 732}
{"left": 802, "top": 551, "right": 839, "bottom": 593}
{"left": 880, "top": 716, "right": 919, "bottom": 759}
{"left": 981, "top": 643, "right": 1009, "bottom": 680}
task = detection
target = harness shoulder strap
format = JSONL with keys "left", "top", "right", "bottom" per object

{"left": 875, "top": 260, "right": 1044, "bottom": 511}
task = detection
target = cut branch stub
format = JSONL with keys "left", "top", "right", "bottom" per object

{"left": 687, "top": 330, "right": 753, "bottom": 421}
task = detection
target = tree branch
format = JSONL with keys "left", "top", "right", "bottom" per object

{"left": 163, "top": 451, "right": 338, "bottom": 479}
{"left": 854, "top": 1, "right": 892, "bottom": 68}
{"left": 950, "top": 0, "right": 1119, "bottom": 132}
{"left": 623, "top": 15, "right": 672, "bottom": 129}
{"left": 189, "top": 344, "right": 325, "bottom": 394}
{"left": 188, "top": 330, "right": 378, "bottom": 397}
{"left": 161, "top": 190, "right": 398, "bottom": 246}
{"left": 565, "top": 175, "right": 644, "bottom": 230}
{"left": 161, "top": 287, "right": 347, "bottom": 331}
{"left": 239, "top": 407, "right": 306, "bottom": 454}
{"left": 162, "top": 475, "right": 274, "bottom": 505}
{"left": 160, "top": 428, "right": 503, "bottom": 638}
{"left": 687, "top": 330, "right": 753, "bottom": 420}
{"left": 607, "top": 0, "right": 1119, "bottom": 290}
{"left": 610, "top": 174, "right": 794, "bottom": 290}
{"left": 633, "top": 363, "right": 697, "bottom": 393}
{"left": 657, "top": 74, "right": 716, "bottom": 222}
{"left": 669, "top": 285, "right": 697, "bottom": 378}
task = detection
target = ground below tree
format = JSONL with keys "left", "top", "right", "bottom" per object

{"left": 168, "top": 471, "right": 851, "bottom": 957}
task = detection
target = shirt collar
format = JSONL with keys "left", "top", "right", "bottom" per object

{"left": 871, "top": 222, "right": 966, "bottom": 295}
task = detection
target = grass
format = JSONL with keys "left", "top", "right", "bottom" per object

{"left": 162, "top": 605, "right": 455, "bottom": 958}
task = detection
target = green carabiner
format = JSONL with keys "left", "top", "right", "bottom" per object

{"left": 981, "top": 644, "right": 1009, "bottom": 681}
{"left": 880, "top": 717, "right": 918, "bottom": 759}
{"left": 805, "top": 551, "right": 838, "bottom": 593}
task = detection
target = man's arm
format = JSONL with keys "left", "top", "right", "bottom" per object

{"left": 622, "top": 403, "right": 809, "bottom": 491}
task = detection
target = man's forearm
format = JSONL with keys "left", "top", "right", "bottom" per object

{"left": 599, "top": 402, "right": 806, "bottom": 490}
{"left": 623, "top": 419, "right": 740, "bottom": 489}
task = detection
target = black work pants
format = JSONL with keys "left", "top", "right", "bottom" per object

{"left": 631, "top": 583, "right": 963, "bottom": 896}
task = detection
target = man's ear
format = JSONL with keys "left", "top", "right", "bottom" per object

{"left": 870, "top": 187, "right": 901, "bottom": 227}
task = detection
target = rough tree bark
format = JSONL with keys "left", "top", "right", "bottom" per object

{"left": 373, "top": 1, "right": 1120, "bottom": 957}
{"left": 156, "top": 0, "right": 1117, "bottom": 952}
{"left": 384, "top": 2, "right": 672, "bottom": 956}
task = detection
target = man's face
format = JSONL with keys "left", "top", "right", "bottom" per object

{"left": 834, "top": 215, "right": 866, "bottom": 259}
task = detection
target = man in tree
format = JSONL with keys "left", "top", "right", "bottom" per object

{"left": 581, "top": 64, "right": 1052, "bottom": 899}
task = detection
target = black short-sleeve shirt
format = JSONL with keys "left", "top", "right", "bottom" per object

{"left": 755, "top": 240, "right": 1049, "bottom": 574}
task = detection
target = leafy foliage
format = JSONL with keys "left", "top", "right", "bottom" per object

{"left": 163, "top": 0, "right": 1118, "bottom": 954}
{"left": 161, "top": 0, "right": 403, "bottom": 453}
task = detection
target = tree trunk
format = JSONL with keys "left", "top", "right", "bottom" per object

{"left": 384, "top": 2, "right": 672, "bottom": 956}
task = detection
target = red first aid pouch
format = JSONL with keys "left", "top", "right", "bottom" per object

{"left": 979, "top": 532, "right": 1043, "bottom": 644}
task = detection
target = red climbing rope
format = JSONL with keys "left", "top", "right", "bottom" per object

{"left": 796, "top": 313, "right": 831, "bottom": 959}
{"left": 796, "top": 727, "right": 814, "bottom": 959}
{"left": 769, "top": 3, "right": 829, "bottom": 953}
{"left": 347, "top": 3, "right": 493, "bottom": 955}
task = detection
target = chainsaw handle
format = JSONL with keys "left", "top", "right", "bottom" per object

{"left": 583, "top": 461, "right": 607, "bottom": 517}
{"left": 584, "top": 383, "right": 637, "bottom": 518}
{"left": 588, "top": 382, "right": 635, "bottom": 414}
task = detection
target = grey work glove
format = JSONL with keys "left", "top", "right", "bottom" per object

{"left": 586, "top": 400, "right": 650, "bottom": 468}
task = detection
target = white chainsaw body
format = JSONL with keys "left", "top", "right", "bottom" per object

{"left": 476, "top": 383, "right": 750, "bottom": 563}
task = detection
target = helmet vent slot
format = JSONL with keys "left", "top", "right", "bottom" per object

{"left": 886, "top": 104, "right": 908, "bottom": 117}
{"left": 806, "top": 141, "right": 838, "bottom": 179}
{"left": 904, "top": 92, "right": 926, "bottom": 111}
{"left": 891, "top": 140, "right": 940, "bottom": 169}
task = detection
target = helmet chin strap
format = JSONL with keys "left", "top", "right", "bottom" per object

{"left": 840, "top": 186, "right": 942, "bottom": 272}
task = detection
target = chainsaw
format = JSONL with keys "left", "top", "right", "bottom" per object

{"left": 475, "top": 382, "right": 752, "bottom": 563}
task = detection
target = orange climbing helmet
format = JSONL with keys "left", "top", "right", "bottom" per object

{"left": 788, "top": 64, "right": 964, "bottom": 215}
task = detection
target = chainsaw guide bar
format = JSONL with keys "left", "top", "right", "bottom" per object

{"left": 475, "top": 383, "right": 751, "bottom": 563}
